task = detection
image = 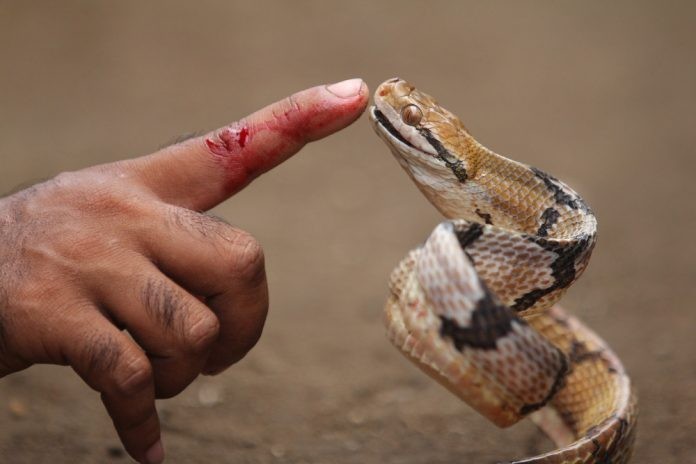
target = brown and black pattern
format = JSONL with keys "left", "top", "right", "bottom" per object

{"left": 439, "top": 292, "right": 515, "bottom": 351}
{"left": 512, "top": 233, "right": 596, "bottom": 312}
{"left": 371, "top": 78, "right": 636, "bottom": 464}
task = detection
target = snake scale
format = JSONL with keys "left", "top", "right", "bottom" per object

{"left": 369, "top": 78, "right": 637, "bottom": 463}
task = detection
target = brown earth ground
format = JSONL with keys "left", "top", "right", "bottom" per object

{"left": 0, "top": 2, "right": 694, "bottom": 463}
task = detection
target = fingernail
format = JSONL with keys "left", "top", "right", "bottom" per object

{"left": 144, "top": 439, "right": 164, "bottom": 464}
{"left": 326, "top": 78, "right": 363, "bottom": 98}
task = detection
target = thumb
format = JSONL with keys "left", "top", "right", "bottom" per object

{"left": 126, "top": 78, "right": 368, "bottom": 211}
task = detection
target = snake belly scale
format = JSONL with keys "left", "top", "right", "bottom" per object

{"left": 369, "top": 78, "right": 637, "bottom": 463}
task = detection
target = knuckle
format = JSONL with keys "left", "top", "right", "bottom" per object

{"left": 186, "top": 312, "right": 220, "bottom": 353}
{"left": 231, "top": 232, "right": 265, "bottom": 284}
{"left": 112, "top": 353, "right": 153, "bottom": 396}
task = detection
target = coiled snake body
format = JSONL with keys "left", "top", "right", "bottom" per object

{"left": 369, "top": 78, "right": 637, "bottom": 463}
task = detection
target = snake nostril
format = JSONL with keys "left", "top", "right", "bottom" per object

{"left": 387, "top": 77, "right": 401, "bottom": 83}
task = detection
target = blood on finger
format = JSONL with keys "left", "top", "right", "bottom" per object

{"left": 204, "top": 123, "right": 262, "bottom": 193}
{"left": 202, "top": 89, "right": 366, "bottom": 194}
{"left": 205, "top": 125, "right": 250, "bottom": 155}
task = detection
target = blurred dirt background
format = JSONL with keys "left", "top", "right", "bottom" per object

{"left": 1, "top": 1, "right": 694, "bottom": 463}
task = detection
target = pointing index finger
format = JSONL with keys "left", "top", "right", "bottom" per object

{"left": 131, "top": 78, "right": 368, "bottom": 211}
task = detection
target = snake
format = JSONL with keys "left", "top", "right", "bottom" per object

{"left": 368, "top": 78, "right": 637, "bottom": 463}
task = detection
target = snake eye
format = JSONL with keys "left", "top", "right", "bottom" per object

{"left": 401, "top": 104, "right": 423, "bottom": 126}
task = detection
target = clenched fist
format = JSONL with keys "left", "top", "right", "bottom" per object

{"left": 0, "top": 79, "right": 368, "bottom": 463}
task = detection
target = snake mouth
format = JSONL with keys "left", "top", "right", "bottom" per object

{"left": 370, "top": 106, "right": 416, "bottom": 149}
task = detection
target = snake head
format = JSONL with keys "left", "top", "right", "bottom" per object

{"left": 370, "top": 77, "right": 467, "bottom": 157}
{"left": 369, "top": 78, "right": 481, "bottom": 219}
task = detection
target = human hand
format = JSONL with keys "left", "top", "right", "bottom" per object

{"left": 0, "top": 78, "right": 368, "bottom": 463}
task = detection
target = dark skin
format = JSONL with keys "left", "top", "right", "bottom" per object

{"left": 0, "top": 79, "right": 369, "bottom": 463}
